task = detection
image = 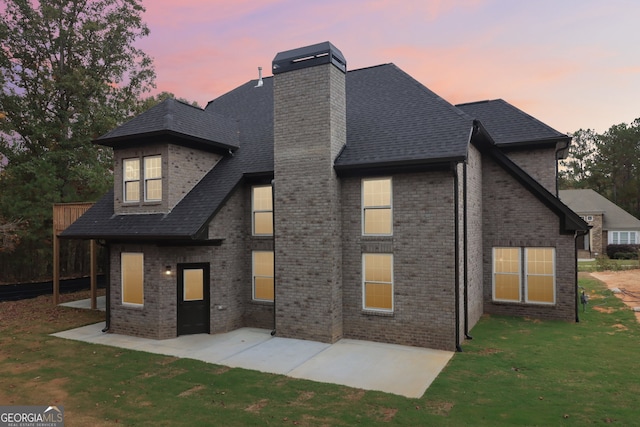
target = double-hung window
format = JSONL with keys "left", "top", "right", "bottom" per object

{"left": 525, "top": 248, "right": 555, "bottom": 304}
{"left": 362, "top": 178, "right": 392, "bottom": 235}
{"left": 493, "top": 247, "right": 555, "bottom": 304}
{"left": 363, "top": 253, "right": 393, "bottom": 311}
{"left": 123, "top": 155, "right": 162, "bottom": 202}
{"left": 252, "top": 251, "right": 274, "bottom": 301}
{"left": 122, "top": 252, "right": 144, "bottom": 305}
{"left": 123, "top": 158, "right": 140, "bottom": 202}
{"left": 493, "top": 248, "right": 521, "bottom": 302}
{"left": 252, "top": 185, "right": 273, "bottom": 236}
{"left": 144, "top": 155, "right": 162, "bottom": 201}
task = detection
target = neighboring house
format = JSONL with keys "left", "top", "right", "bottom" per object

{"left": 61, "top": 42, "right": 587, "bottom": 352}
{"left": 560, "top": 189, "right": 640, "bottom": 258}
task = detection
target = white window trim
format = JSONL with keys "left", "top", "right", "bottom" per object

{"left": 251, "top": 185, "right": 273, "bottom": 236}
{"left": 252, "top": 250, "right": 274, "bottom": 302}
{"left": 492, "top": 247, "right": 522, "bottom": 303}
{"left": 524, "top": 248, "right": 556, "bottom": 305}
{"left": 492, "top": 247, "right": 556, "bottom": 305}
{"left": 121, "top": 252, "right": 144, "bottom": 307}
{"left": 123, "top": 158, "right": 140, "bottom": 203}
{"left": 361, "top": 177, "right": 393, "bottom": 236}
{"left": 609, "top": 231, "right": 638, "bottom": 245}
{"left": 143, "top": 155, "right": 162, "bottom": 202}
{"left": 362, "top": 253, "right": 394, "bottom": 312}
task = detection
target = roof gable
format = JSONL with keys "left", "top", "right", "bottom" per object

{"left": 457, "top": 99, "right": 569, "bottom": 148}
{"left": 470, "top": 122, "right": 587, "bottom": 234}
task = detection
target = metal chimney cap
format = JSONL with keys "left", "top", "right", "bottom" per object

{"left": 272, "top": 41, "right": 346, "bottom": 75}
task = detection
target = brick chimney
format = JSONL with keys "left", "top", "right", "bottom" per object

{"left": 272, "top": 42, "right": 346, "bottom": 343}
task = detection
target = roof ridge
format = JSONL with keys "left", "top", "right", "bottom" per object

{"left": 455, "top": 99, "right": 496, "bottom": 107}
{"left": 163, "top": 98, "right": 175, "bottom": 130}
{"left": 499, "top": 99, "right": 567, "bottom": 136}
{"left": 465, "top": 99, "right": 567, "bottom": 137}
{"left": 383, "top": 63, "right": 475, "bottom": 123}
{"left": 204, "top": 76, "right": 274, "bottom": 110}
{"left": 173, "top": 97, "right": 204, "bottom": 110}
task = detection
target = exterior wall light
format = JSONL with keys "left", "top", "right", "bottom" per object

{"left": 165, "top": 265, "right": 172, "bottom": 276}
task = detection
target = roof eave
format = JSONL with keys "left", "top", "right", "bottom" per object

{"left": 334, "top": 156, "right": 466, "bottom": 176}
{"left": 94, "top": 130, "right": 239, "bottom": 154}
{"left": 495, "top": 134, "right": 571, "bottom": 150}
{"left": 59, "top": 232, "right": 222, "bottom": 245}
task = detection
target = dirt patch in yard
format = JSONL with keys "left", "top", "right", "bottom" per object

{"left": 592, "top": 306, "right": 616, "bottom": 314}
{"left": 0, "top": 291, "right": 108, "bottom": 425}
{"left": 245, "top": 398, "right": 269, "bottom": 413}
{"left": 588, "top": 270, "right": 640, "bottom": 323}
{"left": 0, "top": 290, "right": 105, "bottom": 334}
{"left": 178, "top": 384, "right": 205, "bottom": 397}
{"left": 476, "top": 347, "right": 503, "bottom": 355}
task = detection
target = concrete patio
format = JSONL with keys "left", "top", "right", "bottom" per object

{"left": 53, "top": 300, "right": 454, "bottom": 398}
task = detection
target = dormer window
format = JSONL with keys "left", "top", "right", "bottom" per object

{"left": 123, "top": 155, "right": 162, "bottom": 203}
{"left": 144, "top": 155, "right": 162, "bottom": 201}
{"left": 123, "top": 158, "right": 141, "bottom": 202}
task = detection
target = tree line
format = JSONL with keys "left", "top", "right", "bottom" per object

{"left": 559, "top": 120, "right": 640, "bottom": 219}
{"left": 0, "top": 0, "right": 161, "bottom": 283}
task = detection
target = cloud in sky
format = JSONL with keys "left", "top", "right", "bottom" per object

{"left": 138, "top": 0, "right": 640, "bottom": 133}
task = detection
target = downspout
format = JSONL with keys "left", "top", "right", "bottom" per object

{"left": 463, "top": 162, "right": 472, "bottom": 340}
{"left": 271, "top": 179, "right": 277, "bottom": 336}
{"left": 452, "top": 162, "right": 462, "bottom": 352}
{"left": 99, "top": 242, "right": 111, "bottom": 333}
{"left": 559, "top": 135, "right": 586, "bottom": 323}
{"left": 574, "top": 228, "right": 590, "bottom": 322}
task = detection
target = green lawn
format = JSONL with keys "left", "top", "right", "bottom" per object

{"left": 578, "top": 258, "right": 640, "bottom": 272}
{"left": 1, "top": 280, "right": 638, "bottom": 426}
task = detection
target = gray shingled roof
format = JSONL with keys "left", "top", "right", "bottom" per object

{"left": 96, "top": 98, "right": 240, "bottom": 151}
{"left": 335, "top": 65, "right": 473, "bottom": 170}
{"left": 456, "top": 99, "right": 569, "bottom": 147}
{"left": 559, "top": 189, "right": 640, "bottom": 230}
{"left": 61, "top": 76, "right": 275, "bottom": 240}
{"left": 62, "top": 64, "right": 575, "bottom": 240}
{"left": 62, "top": 64, "right": 475, "bottom": 239}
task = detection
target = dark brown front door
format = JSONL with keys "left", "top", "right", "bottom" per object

{"left": 177, "top": 263, "right": 210, "bottom": 335}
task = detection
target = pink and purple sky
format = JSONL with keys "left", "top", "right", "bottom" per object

{"left": 137, "top": 0, "right": 639, "bottom": 134}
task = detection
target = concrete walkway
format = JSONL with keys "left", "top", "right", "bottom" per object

{"left": 59, "top": 296, "right": 106, "bottom": 311}
{"left": 52, "top": 321, "right": 453, "bottom": 398}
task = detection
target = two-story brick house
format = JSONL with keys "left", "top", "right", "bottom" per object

{"left": 62, "top": 42, "right": 587, "bottom": 351}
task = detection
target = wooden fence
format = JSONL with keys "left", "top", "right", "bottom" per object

{"left": 53, "top": 203, "right": 98, "bottom": 307}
